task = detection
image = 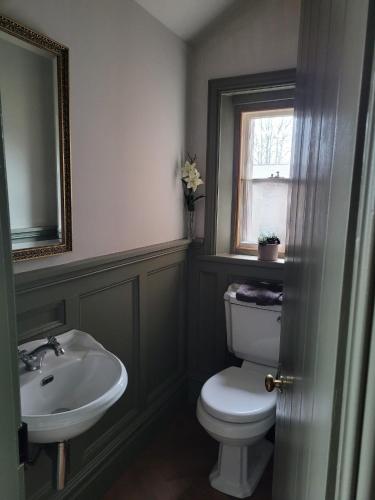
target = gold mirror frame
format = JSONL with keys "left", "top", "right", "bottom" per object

{"left": 0, "top": 15, "right": 72, "bottom": 261}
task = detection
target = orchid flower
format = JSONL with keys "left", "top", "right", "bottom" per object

{"left": 181, "top": 154, "right": 205, "bottom": 210}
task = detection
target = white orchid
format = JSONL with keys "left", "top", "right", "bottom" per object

{"left": 181, "top": 155, "right": 205, "bottom": 212}
{"left": 182, "top": 161, "right": 204, "bottom": 192}
{"left": 181, "top": 161, "right": 197, "bottom": 179}
{"left": 186, "top": 172, "right": 203, "bottom": 192}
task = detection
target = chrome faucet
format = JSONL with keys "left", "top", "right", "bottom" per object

{"left": 18, "top": 336, "right": 65, "bottom": 371}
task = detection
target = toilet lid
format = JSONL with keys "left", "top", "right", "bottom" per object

{"left": 200, "top": 365, "right": 277, "bottom": 423}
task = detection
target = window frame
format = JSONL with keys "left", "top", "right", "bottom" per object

{"left": 203, "top": 69, "right": 296, "bottom": 256}
{"left": 231, "top": 101, "right": 295, "bottom": 256}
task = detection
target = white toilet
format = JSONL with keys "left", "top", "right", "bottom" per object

{"left": 197, "top": 283, "right": 281, "bottom": 498}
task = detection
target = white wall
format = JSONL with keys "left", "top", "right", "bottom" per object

{"left": 187, "top": 0, "right": 301, "bottom": 237}
{"left": 0, "top": 0, "right": 187, "bottom": 271}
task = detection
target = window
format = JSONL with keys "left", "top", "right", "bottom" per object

{"left": 204, "top": 70, "right": 296, "bottom": 257}
{"left": 232, "top": 107, "right": 294, "bottom": 255}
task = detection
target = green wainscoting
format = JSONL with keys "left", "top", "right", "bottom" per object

{"left": 14, "top": 239, "right": 189, "bottom": 500}
{"left": 14, "top": 237, "right": 284, "bottom": 498}
{"left": 187, "top": 241, "right": 285, "bottom": 400}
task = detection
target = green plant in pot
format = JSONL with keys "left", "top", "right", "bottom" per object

{"left": 258, "top": 233, "right": 281, "bottom": 261}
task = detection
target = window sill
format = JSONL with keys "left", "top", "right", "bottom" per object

{"left": 196, "top": 252, "right": 285, "bottom": 268}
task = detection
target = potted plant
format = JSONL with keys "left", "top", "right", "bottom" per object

{"left": 258, "top": 233, "right": 280, "bottom": 261}
{"left": 181, "top": 154, "right": 205, "bottom": 240}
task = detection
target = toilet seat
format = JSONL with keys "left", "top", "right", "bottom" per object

{"left": 200, "top": 365, "right": 276, "bottom": 424}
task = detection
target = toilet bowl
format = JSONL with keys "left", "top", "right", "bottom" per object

{"left": 197, "top": 362, "right": 276, "bottom": 498}
{"left": 197, "top": 283, "right": 282, "bottom": 498}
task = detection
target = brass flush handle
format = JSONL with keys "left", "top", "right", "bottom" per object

{"left": 265, "top": 373, "right": 293, "bottom": 393}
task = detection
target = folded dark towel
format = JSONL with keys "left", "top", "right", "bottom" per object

{"left": 236, "top": 284, "right": 283, "bottom": 306}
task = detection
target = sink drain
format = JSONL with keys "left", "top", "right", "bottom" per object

{"left": 41, "top": 375, "right": 54, "bottom": 386}
{"left": 52, "top": 408, "right": 71, "bottom": 414}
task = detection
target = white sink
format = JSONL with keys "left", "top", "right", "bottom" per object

{"left": 19, "top": 330, "right": 128, "bottom": 443}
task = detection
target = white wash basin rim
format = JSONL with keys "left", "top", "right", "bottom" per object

{"left": 19, "top": 330, "right": 128, "bottom": 426}
{"left": 21, "top": 354, "right": 126, "bottom": 419}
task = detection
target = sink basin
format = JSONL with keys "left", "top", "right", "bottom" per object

{"left": 19, "top": 330, "right": 128, "bottom": 443}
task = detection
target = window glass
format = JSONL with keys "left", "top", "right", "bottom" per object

{"left": 237, "top": 108, "right": 294, "bottom": 251}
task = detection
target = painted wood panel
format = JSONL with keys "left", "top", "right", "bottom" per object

{"left": 197, "top": 271, "right": 218, "bottom": 376}
{"left": 14, "top": 239, "right": 188, "bottom": 500}
{"left": 188, "top": 245, "right": 284, "bottom": 398}
{"left": 17, "top": 300, "right": 66, "bottom": 341}
{"left": 78, "top": 277, "right": 139, "bottom": 462}
{"left": 145, "top": 263, "right": 186, "bottom": 402}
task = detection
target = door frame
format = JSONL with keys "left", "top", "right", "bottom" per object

{"left": 273, "top": 0, "right": 375, "bottom": 498}
{"left": 329, "top": 31, "right": 375, "bottom": 500}
{"left": 0, "top": 100, "right": 25, "bottom": 498}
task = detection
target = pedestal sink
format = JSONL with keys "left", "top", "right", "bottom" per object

{"left": 19, "top": 329, "right": 128, "bottom": 444}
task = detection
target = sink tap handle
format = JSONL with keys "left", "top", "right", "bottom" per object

{"left": 17, "top": 348, "right": 36, "bottom": 359}
{"left": 17, "top": 348, "right": 37, "bottom": 371}
{"left": 18, "top": 348, "right": 28, "bottom": 360}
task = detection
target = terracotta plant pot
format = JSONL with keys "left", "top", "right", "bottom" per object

{"left": 258, "top": 243, "right": 279, "bottom": 261}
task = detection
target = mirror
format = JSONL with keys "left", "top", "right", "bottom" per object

{"left": 0, "top": 15, "right": 71, "bottom": 261}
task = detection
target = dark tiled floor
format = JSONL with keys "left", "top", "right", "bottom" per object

{"left": 105, "top": 408, "right": 273, "bottom": 500}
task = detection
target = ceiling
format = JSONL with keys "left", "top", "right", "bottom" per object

{"left": 133, "top": 0, "right": 237, "bottom": 41}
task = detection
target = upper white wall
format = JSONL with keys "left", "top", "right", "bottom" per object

{"left": 1, "top": 0, "right": 187, "bottom": 272}
{"left": 133, "top": 0, "right": 236, "bottom": 41}
{"left": 187, "top": 0, "right": 301, "bottom": 237}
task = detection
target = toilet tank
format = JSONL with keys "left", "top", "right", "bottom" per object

{"left": 224, "top": 284, "right": 282, "bottom": 368}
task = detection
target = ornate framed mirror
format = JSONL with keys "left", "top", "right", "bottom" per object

{"left": 0, "top": 15, "right": 72, "bottom": 261}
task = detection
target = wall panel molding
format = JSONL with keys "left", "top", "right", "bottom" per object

{"left": 144, "top": 261, "right": 186, "bottom": 404}
{"left": 15, "top": 239, "right": 188, "bottom": 499}
{"left": 15, "top": 239, "right": 189, "bottom": 292}
{"left": 17, "top": 300, "right": 66, "bottom": 342}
